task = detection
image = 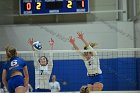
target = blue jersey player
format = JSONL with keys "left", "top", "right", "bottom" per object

{"left": 2, "top": 46, "right": 29, "bottom": 93}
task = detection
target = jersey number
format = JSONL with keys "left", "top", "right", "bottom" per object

{"left": 11, "top": 60, "right": 18, "bottom": 66}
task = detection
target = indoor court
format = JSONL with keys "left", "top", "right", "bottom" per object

{"left": 0, "top": 0, "right": 140, "bottom": 93}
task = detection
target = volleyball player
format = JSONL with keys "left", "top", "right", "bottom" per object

{"left": 49, "top": 75, "right": 61, "bottom": 92}
{"left": 28, "top": 38, "right": 53, "bottom": 92}
{"left": 69, "top": 32, "right": 103, "bottom": 91}
{"left": 2, "top": 46, "right": 29, "bottom": 93}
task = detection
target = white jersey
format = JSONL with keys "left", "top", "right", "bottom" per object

{"left": 33, "top": 51, "right": 53, "bottom": 89}
{"left": 35, "top": 65, "right": 50, "bottom": 89}
{"left": 39, "top": 65, "right": 49, "bottom": 74}
{"left": 83, "top": 45, "right": 102, "bottom": 75}
{"left": 49, "top": 81, "right": 60, "bottom": 92}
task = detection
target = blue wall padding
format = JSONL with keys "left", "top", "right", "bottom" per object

{"left": 26, "top": 61, "right": 35, "bottom": 90}
{"left": 136, "top": 58, "right": 140, "bottom": 90}
{"left": 0, "top": 62, "right": 4, "bottom": 87}
{"left": 117, "top": 58, "right": 137, "bottom": 90}
{"left": 51, "top": 59, "right": 88, "bottom": 91}
{"left": 100, "top": 58, "right": 118, "bottom": 90}
{"left": 0, "top": 58, "right": 140, "bottom": 91}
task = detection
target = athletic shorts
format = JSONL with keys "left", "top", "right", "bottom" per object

{"left": 8, "top": 75, "right": 24, "bottom": 93}
{"left": 88, "top": 74, "right": 103, "bottom": 85}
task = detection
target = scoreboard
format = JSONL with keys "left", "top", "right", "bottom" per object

{"left": 20, "top": 0, "right": 89, "bottom": 15}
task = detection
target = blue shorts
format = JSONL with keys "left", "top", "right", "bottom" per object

{"left": 88, "top": 74, "right": 103, "bottom": 85}
{"left": 8, "top": 75, "right": 24, "bottom": 93}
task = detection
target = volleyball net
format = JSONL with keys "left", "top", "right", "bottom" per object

{"left": 0, "top": 48, "right": 140, "bottom": 92}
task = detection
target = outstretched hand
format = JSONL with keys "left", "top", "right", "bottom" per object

{"left": 27, "top": 38, "right": 34, "bottom": 46}
{"left": 27, "top": 38, "right": 35, "bottom": 51}
{"left": 77, "top": 32, "right": 84, "bottom": 40}
{"left": 69, "top": 36, "right": 75, "bottom": 45}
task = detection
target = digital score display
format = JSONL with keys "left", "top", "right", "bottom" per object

{"left": 20, "top": 0, "right": 89, "bottom": 15}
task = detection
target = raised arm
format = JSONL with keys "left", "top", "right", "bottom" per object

{"left": 48, "top": 52, "right": 53, "bottom": 75}
{"left": 69, "top": 36, "right": 86, "bottom": 60}
{"left": 69, "top": 36, "right": 79, "bottom": 50}
{"left": 27, "top": 38, "right": 39, "bottom": 68}
{"left": 77, "top": 32, "right": 97, "bottom": 56}
{"left": 77, "top": 32, "right": 90, "bottom": 47}
{"left": 28, "top": 38, "right": 35, "bottom": 51}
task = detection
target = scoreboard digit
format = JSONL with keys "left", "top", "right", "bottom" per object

{"left": 67, "top": 0, "right": 72, "bottom": 9}
{"left": 25, "top": 2, "right": 32, "bottom": 11}
{"left": 20, "top": 0, "right": 89, "bottom": 15}
{"left": 36, "top": 2, "right": 41, "bottom": 10}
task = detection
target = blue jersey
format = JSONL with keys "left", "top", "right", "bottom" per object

{"left": 3, "top": 56, "right": 27, "bottom": 80}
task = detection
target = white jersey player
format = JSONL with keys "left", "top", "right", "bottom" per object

{"left": 49, "top": 75, "right": 60, "bottom": 92}
{"left": 69, "top": 32, "right": 103, "bottom": 91}
{"left": 28, "top": 38, "right": 53, "bottom": 92}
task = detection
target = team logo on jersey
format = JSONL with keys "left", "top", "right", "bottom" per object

{"left": 11, "top": 60, "right": 18, "bottom": 66}
{"left": 9, "top": 60, "right": 19, "bottom": 70}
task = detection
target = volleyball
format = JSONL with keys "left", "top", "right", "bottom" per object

{"left": 32, "top": 41, "right": 42, "bottom": 50}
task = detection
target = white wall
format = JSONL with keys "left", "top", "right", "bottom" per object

{"left": 135, "top": 21, "right": 140, "bottom": 48}
{"left": 0, "top": 27, "right": 9, "bottom": 50}
{"left": 93, "top": 0, "right": 117, "bottom": 21}
{"left": 134, "top": 0, "right": 140, "bottom": 48}
{"left": 117, "top": 22, "right": 134, "bottom": 48}
{"left": 0, "top": 22, "right": 134, "bottom": 51}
